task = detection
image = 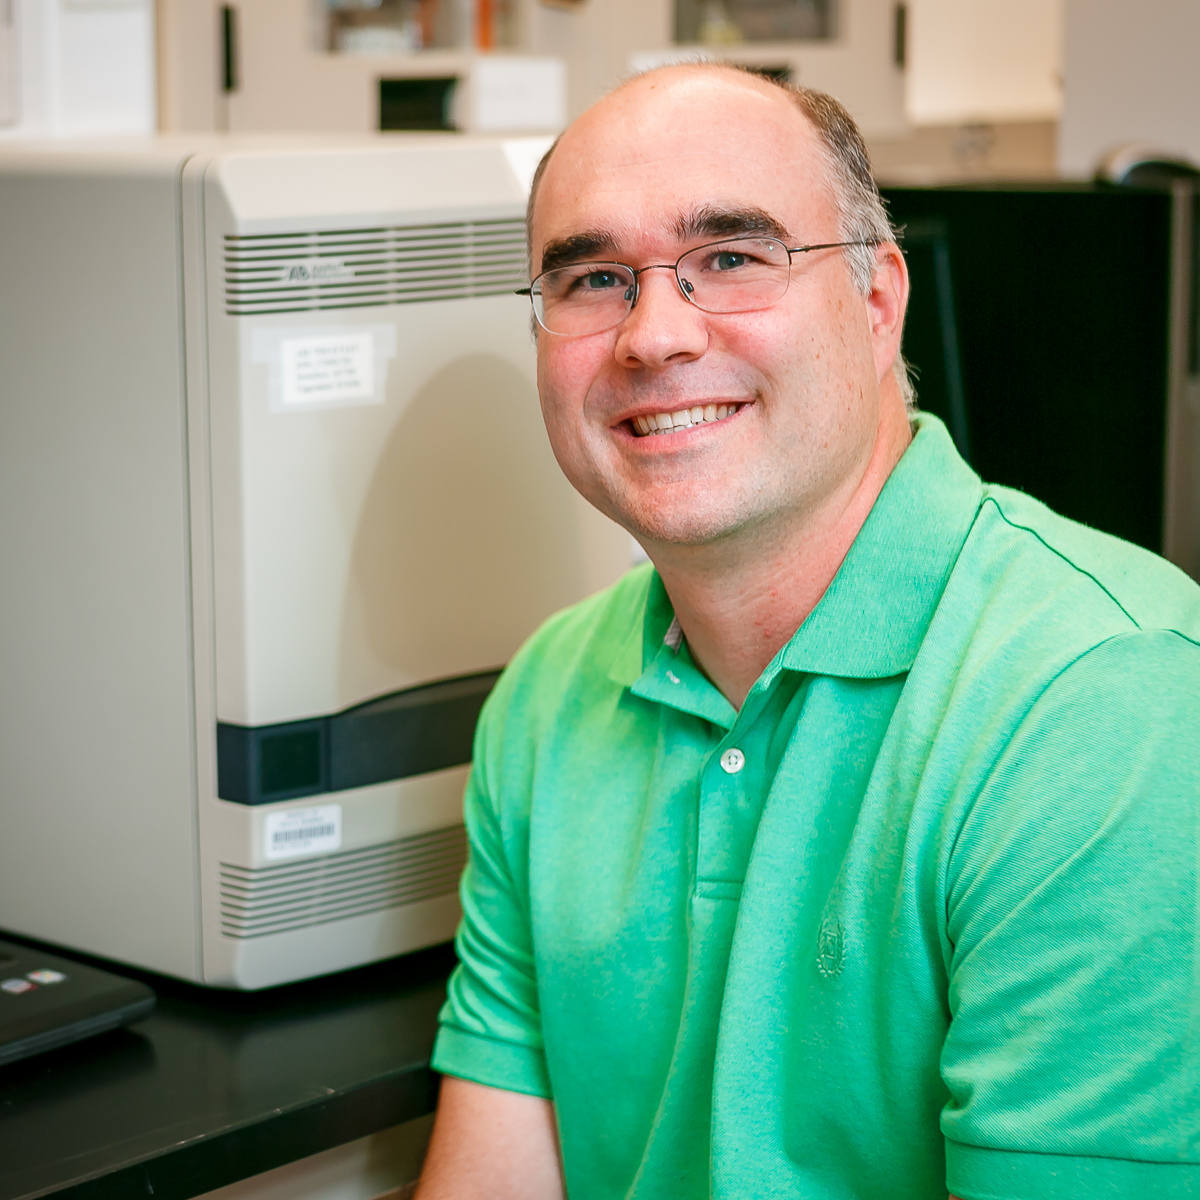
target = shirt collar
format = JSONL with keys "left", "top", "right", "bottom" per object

{"left": 774, "top": 413, "right": 982, "bottom": 680}
{"left": 610, "top": 413, "right": 982, "bottom": 693}
{"left": 628, "top": 572, "right": 740, "bottom": 727}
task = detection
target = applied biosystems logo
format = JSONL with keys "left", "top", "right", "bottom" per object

{"left": 279, "top": 259, "right": 355, "bottom": 284}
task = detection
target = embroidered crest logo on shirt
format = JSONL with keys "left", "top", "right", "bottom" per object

{"left": 816, "top": 917, "right": 846, "bottom": 978}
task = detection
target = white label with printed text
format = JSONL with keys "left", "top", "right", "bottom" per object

{"left": 281, "top": 333, "right": 376, "bottom": 407}
{"left": 263, "top": 805, "right": 343, "bottom": 861}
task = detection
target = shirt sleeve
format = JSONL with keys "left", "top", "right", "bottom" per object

{"left": 431, "top": 691, "right": 552, "bottom": 1099}
{"left": 941, "top": 630, "right": 1200, "bottom": 1200}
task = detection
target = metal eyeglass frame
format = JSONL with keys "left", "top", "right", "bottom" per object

{"left": 515, "top": 235, "right": 878, "bottom": 336}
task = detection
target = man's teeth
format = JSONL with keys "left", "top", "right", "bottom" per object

{"left": 631, "top": 404, "right": 741, "bottom": 437}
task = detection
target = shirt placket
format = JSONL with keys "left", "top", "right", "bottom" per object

{"left": 694, "top": 679, "right": 780, "bottom": 901}
{"left": 629, "top": 619, "right": 798, "bottom": 902}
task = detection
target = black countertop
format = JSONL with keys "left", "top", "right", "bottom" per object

{"left": 0, "top": 936, "right": 456, "bottom": 1200}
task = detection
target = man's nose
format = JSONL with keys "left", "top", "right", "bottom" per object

{"left": 613, "top": 267, "right": 708, "bottom": 369}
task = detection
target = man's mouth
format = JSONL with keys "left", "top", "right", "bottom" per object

{"left": 629, "top": 403, "right": 744, "bottom": 437}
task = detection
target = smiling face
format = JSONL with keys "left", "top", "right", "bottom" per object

{"left": 530, "top": 67, "right": 908, "bottom": 552}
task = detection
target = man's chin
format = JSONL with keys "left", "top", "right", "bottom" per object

{"left": 570, "top": 472, "right": 767, "bottom": 551}
{"left": 619, "top": 505, "right": 759, "bottom": 552}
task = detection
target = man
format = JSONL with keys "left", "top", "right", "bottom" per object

{"left": 415, "top": 65, "right": 1200, "bottom": 1199}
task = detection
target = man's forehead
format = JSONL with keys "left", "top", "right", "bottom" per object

{"left": 533, "top": 171, "right": 834, "bottom": 271}
{"left": 552, "top": 100, "right": 819, "bottom": 194}
{"left": 531, "top": 74, "right": 834, "bottom": 261}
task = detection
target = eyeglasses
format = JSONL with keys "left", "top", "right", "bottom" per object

{"left": 516, "top": 235, "right": 876, "bottom": 337}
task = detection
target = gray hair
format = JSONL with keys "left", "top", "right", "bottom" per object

{"left": 772, "top": 77, "right": 915, "bottom": 409}
{"left": 526, "top": 65, "right": 915, "bottom": 409}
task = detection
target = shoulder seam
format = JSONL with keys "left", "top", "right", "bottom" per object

{"left": 981, "top": 494, "right": 1142, "bottom": 631}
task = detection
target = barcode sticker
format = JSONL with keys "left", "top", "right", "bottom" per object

{"left": 263, "top": 805, "right": 342, "bottom": 861}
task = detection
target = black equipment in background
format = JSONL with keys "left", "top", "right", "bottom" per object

{"left": 882, "top": 182, "right": 1189, "bottom": 556}
{"left": 892, "top": 217, "right": 970, "bottom": 462}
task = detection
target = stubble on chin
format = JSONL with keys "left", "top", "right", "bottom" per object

{"left": 595, "top": 466, "right": 775, "bottom": 550}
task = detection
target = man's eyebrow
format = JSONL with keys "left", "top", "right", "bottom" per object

{"left": 537, "top": 230, "right": 620, "bottom": 273}
{"left": 536, "top": 209, "right": 791, "bottom": 274}
{"left": 674, "top": 206, "right": 791, "bottom": 244}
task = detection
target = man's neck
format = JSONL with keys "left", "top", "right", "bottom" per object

{"left": 650, "top": 400, "right": 913, "bottom": 710}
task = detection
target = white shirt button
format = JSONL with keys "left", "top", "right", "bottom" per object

{"left": 719, "top": 748, "right": 745, "bottom": 774}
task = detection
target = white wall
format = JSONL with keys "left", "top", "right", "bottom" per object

{"left": 520, "top": 0, "right": 672, "bottom": 121}
{"left": 907, "top": 0, "right": 1063, "bottom": 125}
{"left": 156, "top": 0, "right": 220, "bottom": 131}
{"left": 1060, "top": 0, "right": 1200, "bottom": 175}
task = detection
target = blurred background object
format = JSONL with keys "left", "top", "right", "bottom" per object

{"left": 905, "top": 0, "right": 1061, "bottom": 128}
{"left": 3, "top": 0, "right": 1196, "bottom": 192}
{"left": 156, "top": 0, "right": 566, "bottom": 134}
{"left": 675, "top": 0, "right": 836, "bottom": 46}
{"left": 0, "top": 0, "right": 156, "bottom": 137}
{"left": 869, "top": 0, "right": 1062, "bottom": 181}
{"left": 0, "top": 0, "right": 1076, "bottom": 157}
{"left": 0, "top": 0, "right": 15, "bottom": 124}
{"left": 629, "top": 0, "right": 906, "bottom": 141}
{"left": 1060, "top": 0, "right": 1200, "bottom": 177}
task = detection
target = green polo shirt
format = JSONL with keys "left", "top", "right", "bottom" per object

{"left": 432, "top": 414, "right": 1200, "bottom": 1200}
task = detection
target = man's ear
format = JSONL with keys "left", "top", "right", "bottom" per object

{"left": 866, "top": 242, "right": 909, "bottom": 385}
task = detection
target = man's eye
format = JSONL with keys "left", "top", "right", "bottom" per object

{"left": 714, "top": 252, "right": 748, "bottom": 271}
{"left": 583, "top": 271, "right": 621, "bottom": 290}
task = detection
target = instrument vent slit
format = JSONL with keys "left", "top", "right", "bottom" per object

{"left": 223, "top": 219, "right": 528, "bottom": 316}
{"left": 218, "top": 823, "right": 467, "bottom": 939}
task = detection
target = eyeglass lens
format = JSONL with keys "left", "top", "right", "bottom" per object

{"left": 532, "top": 238, "right": 792, "bottom": 336}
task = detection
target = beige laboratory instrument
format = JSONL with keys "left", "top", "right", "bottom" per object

{"left": 0, "top": 136, "right": 629, "bottom": 988}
